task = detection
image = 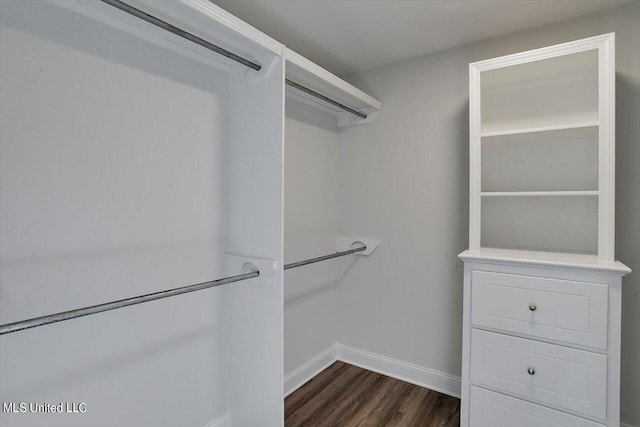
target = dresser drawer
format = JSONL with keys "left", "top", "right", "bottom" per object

{"left": 470, "top": 387, "right": 605, "bottom": 427}
{"left": 471, "top": 270, "right": 608, "bottom": 348}
{"left": 470, "top": 329, "right": 607, "bottom": 419}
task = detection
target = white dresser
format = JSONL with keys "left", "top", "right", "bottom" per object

{"left": 459, "top": 33, "right": 631, "bottom": 427}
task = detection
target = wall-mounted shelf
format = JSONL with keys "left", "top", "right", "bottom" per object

{"left": 285, "top": 48, "right": 382, "bottom": 127}
{"left": 54, "top": 0, "right": 282, "bottom": 77}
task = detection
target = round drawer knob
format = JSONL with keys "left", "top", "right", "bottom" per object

{"left": 529, "top": 304, "right": 537, "bottom": 311}
{"left": 527, "top": 367, "right": 536, "bottom": 376}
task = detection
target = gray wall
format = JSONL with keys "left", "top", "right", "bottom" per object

{"left": 339, "top": 3, "right": 640, "bottom": 425}
{"left": 284, "top": 98, "right": 345, "bottom": 374}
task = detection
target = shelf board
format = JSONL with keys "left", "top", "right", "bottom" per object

{"left": 481, "top": 191, "right": 599, "bottom": 197}
{"left": 480, "top": 121, "right": 599, "bottom": 138}
{"left": 285, "top": 47, "right": 382, "bottom": 126}
{"left": 56, "top": 0, "right": 283, "bottom": 75}
{"left": 285, "top": 48, "right": 382, "bottom": 112}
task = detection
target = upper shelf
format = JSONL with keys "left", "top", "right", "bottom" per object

{"left": 480, "top": 48, "right": 598, "bottom": 92}
{"left": 53, "top": 0, "right": 283, "bottom": 77}
{"left": 285, "top": 48, "right": 382, "bottom": 127}
{"left": 58, "top": 0, "right": 382, "bottom": 127}
{"left": 478, "top": 47, "right": 599, "bottom": 134}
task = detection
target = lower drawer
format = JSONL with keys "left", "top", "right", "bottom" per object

{"left": 470, "top": 387, "right": 605, "bottom": 427}
{"left": 470, "top": 329, "right": 607, "bottom": 419}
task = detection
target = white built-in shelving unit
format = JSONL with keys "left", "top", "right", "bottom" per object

{"left": 460, "top": 33, "right": 630, "bottom": 427}
{"left": 469, "top": 36, "right": 615, "bottom": 258}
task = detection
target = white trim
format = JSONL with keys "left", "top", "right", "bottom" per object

{"left": 470, "top": 33, "right": 614, "bottom": 71}
{"left": 337, "top": 343, "right": 461, "bottom": 399}
{"left": 283, "top": 344, "right": 339, "bottom": 397}
{"left": 284, "top": 343, "right": 462, "bottom": 400}
{"left": 203, "top": 412, "right": 231, "bottom": 427}
{"left": 598, "top": 32, "right": 615, "bottom": 261}
{"left": 469, "top": 62, "right": 482, "bottom": 250}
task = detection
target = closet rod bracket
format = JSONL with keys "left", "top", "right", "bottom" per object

{"left": 225, "top": 253, "right": 278, "bottom": 281}
{"left": 337, "top": 237, "right": 380, "bottom": 256}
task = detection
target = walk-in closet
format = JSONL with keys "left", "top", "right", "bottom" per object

{"left": 1, "top": 1, "right": 638, "bottom": 426}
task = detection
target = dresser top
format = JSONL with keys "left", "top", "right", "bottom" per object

{"left": 458, "top": 248, "right": 631, "bottom": 275}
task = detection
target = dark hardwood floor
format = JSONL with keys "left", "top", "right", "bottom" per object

{"left": 285, "top": 361, "right": 460, "bottom": 426}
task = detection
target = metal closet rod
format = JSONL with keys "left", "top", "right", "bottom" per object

{"left": 100, "top": 0, "right": 367, "bottom": 119}
{"left": 0, "top": 243, "right": 367, "bottom": 335}
{"left": 100, "top": 0, "right": 262, "bottom": 71}
{"left": 284, "top": 243, "right": 367, "bottom": 270}
{"left": 285, "top": 79, "right": 368, "bottom": 119}
{"left": 0, "top": 270, "right": 259, "bottom": 336}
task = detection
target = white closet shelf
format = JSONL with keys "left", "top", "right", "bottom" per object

{"left": 285, "top": 48, "right": 382, "bottom": 127}
{"left": 74, "top": 1, "right": 382, "bottom": 125}
{"left": 56, "top": 0, "right": 282, "bottom": 76}
{"left": 481, "top": 191, "right": 599, "bottom": 197}
{"left": 480, "top": 121, "right": 599, "bottom": 138}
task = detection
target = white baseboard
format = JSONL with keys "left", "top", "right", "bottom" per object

{"left": 283, "top": 343, "right": 339, "bottom": 397}
{"left": 337, "top": 343, "right": 461, "bottom": 399}
{"left": 284, "top": 342, "right": 461, "bottom": 399}
{"left": 203, "top": 412, "right": 230, "bottom": 427}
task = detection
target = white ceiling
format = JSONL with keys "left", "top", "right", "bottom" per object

{"left": 211, "top": 0, "right": 633, "bottom": 76}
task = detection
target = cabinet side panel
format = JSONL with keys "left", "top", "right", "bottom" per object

{"left": 224, "top": 56, "right": 285, "bottom": 426}
{"left": 460, "top": 263, "right": 474, "bottom": 427}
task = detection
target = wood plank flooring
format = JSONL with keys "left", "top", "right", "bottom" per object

{"left": 285, "top": 361, "right": 460, "bottom": 426}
